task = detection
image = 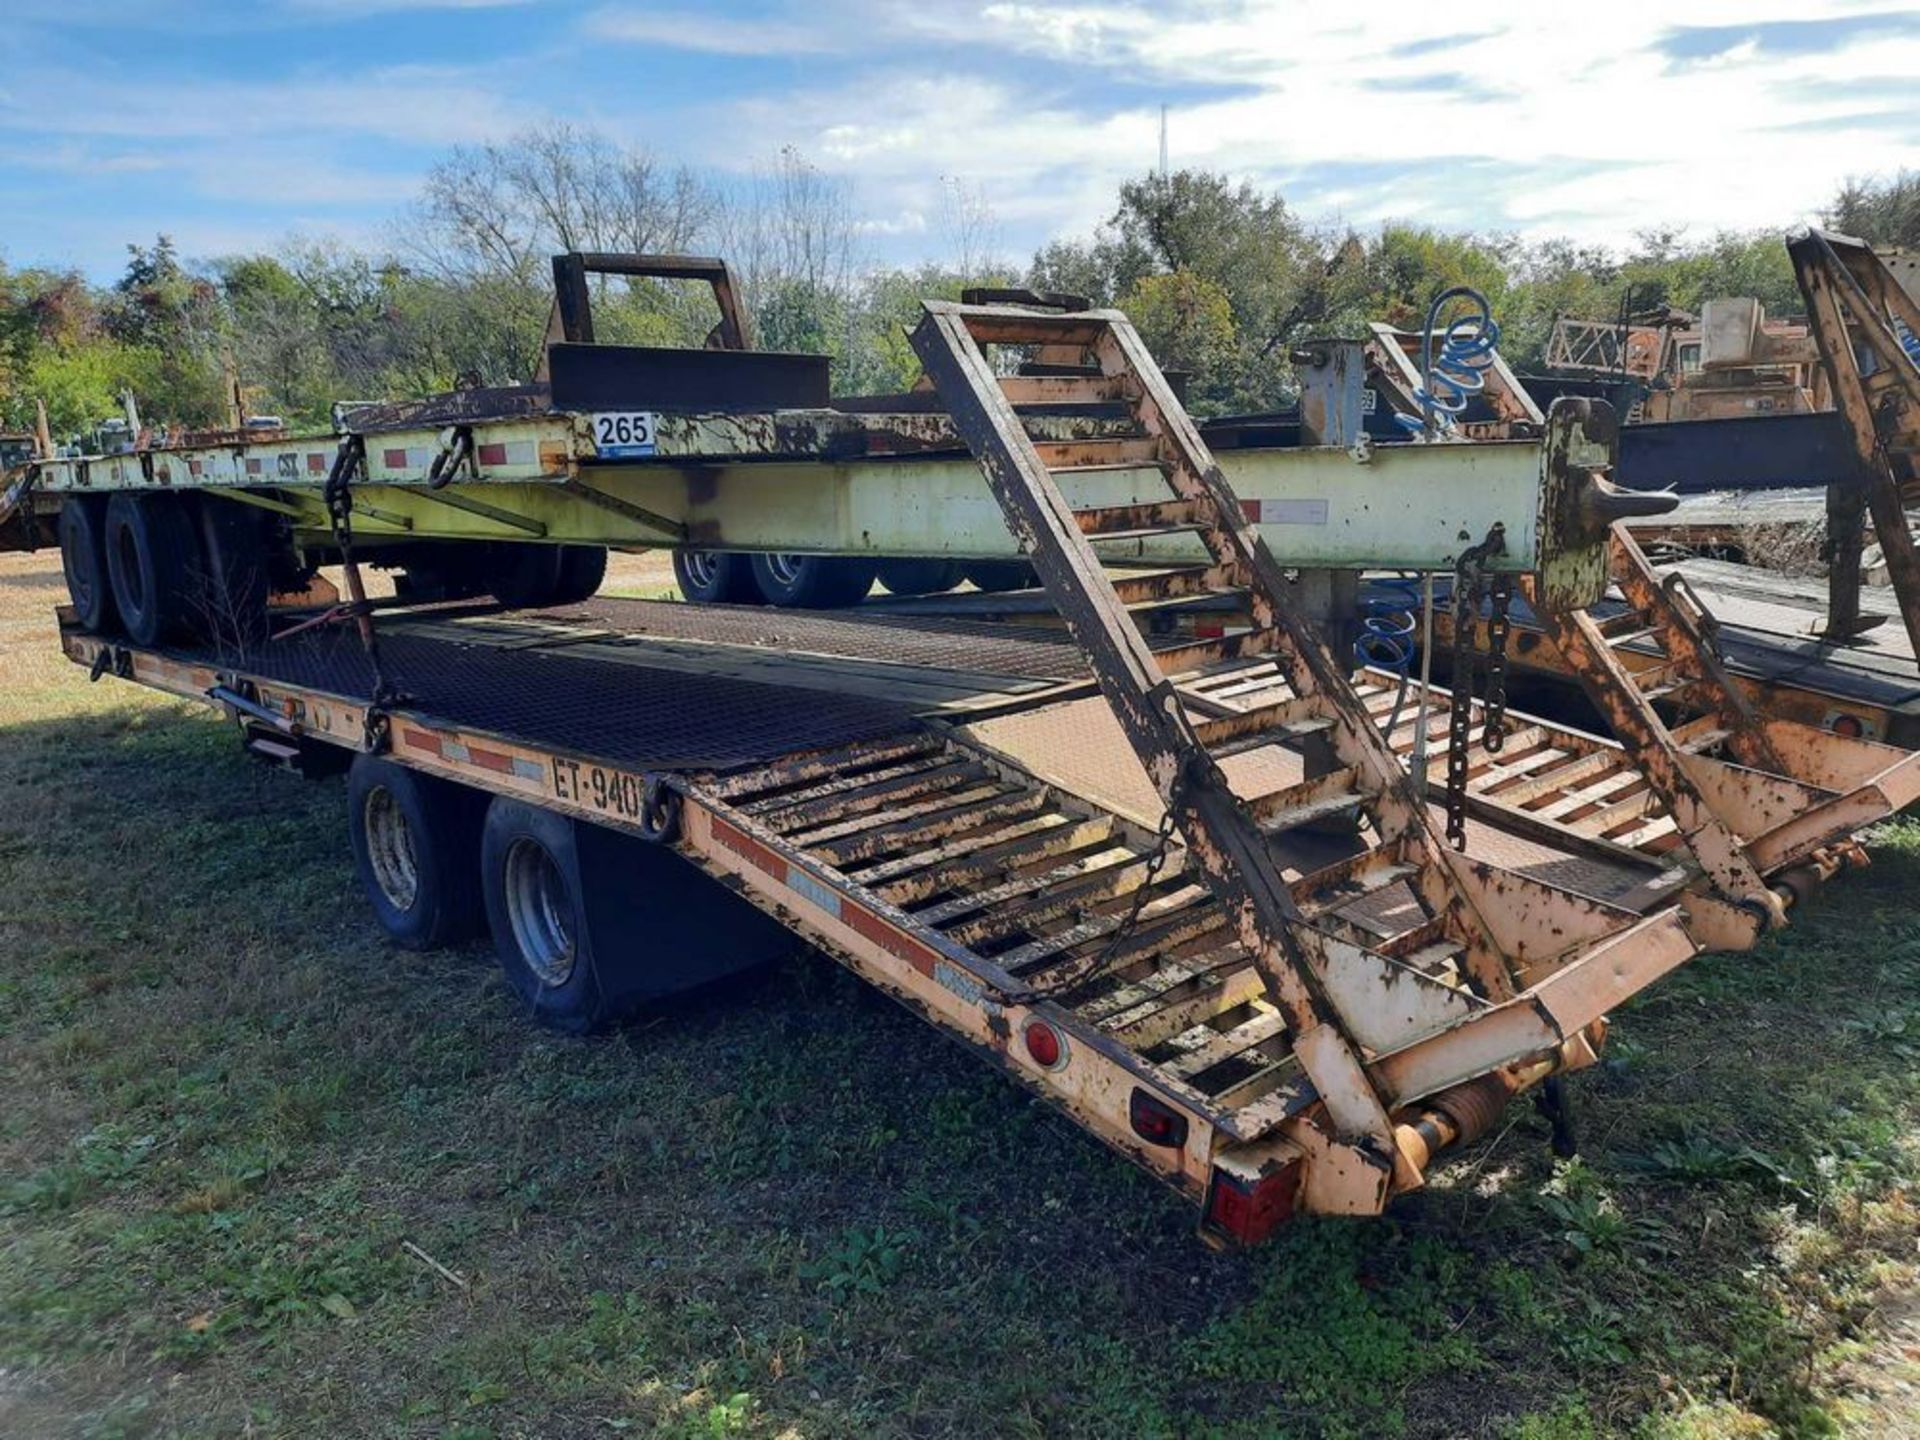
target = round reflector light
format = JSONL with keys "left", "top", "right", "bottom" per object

{"left": 1023, "top": 1019, "right": 1064, "bottom": 1068}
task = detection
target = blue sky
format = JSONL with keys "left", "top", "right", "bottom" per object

{"left": 1, "top": 0, "right": 1915, "bottom": 281}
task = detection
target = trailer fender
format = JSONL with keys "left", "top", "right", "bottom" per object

{"left": 481, "top": 797, "right": 792, "bottom": 1033}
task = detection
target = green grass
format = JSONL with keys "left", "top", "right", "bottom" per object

{"left": 2, "top": 551, "right": 1918, "bottom": 1437}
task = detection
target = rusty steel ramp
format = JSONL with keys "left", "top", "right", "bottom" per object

{"left": 898, "top": 297, "right": 1919, "bottom": 1218}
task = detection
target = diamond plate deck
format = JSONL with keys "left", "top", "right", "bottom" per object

{"left": 176, "top": 624, "right": 917, "bottom": 773}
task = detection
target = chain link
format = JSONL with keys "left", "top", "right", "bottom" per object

{"left": 1081, "top": 757, "right": 1197, "bottom": 983}
{"left": 323, "top": 435, "right": 404, "bottom": 747}
{"left": 1483, "top": 573, "right": 1512, "bottom": 753}
{"left": 1445, "top": 560, "right": 1483, "bottom": 851}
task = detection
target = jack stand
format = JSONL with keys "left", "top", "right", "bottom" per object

{"left": 1534, "top": 1076, "right": 1578, "bottom": 1159}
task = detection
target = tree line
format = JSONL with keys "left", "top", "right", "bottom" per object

{"left": 2, "top": 123, "right": 1914, "bottom": 440}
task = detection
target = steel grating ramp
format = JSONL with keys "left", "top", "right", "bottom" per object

{"left": 156, "top": 623, "right": 921, "bottom": 774}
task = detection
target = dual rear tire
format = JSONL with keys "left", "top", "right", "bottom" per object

{"left": 60, "top": 493, "right": 611, "bottom": 640}
{"left": 58, "top": 495, "right": 117, "bottom": 633}
{"left": 345, "top": 754, "right": 788, "bottom": 1034}
{"left": 671, "top": 548, "right": 879, "bottom": 609}
{"left": 61, "top": 492, "right": 274, "bottom": 647}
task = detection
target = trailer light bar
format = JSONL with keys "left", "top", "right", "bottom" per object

{"left": 1128, "top": 1087, "right": 1189, "bottom": 1149}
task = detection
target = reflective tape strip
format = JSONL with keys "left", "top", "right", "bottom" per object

{"left": 478, "top": 440, "right": 538, "bottom": 468}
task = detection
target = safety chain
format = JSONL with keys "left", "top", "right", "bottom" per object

{"left": 1445, "top": 559, "right": 1484, "bottom": 851}
{"left": 1483, "top": 573, "right": 1512, "bottom": 753}
{"left": 323, "top": 435, "right": 405, "bottom": 751}
{"left": 1081, "top": 755, "right": 1194, "bottom": 983}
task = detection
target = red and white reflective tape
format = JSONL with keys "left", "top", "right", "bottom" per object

{"left": 476, "top": 440, "right": 538, "bottom": 469}
{"left": 707, "top": 815, "right": 944, "bottom": 979}
{"left": 400, "top": 727, "right": 545, "bottom": 782}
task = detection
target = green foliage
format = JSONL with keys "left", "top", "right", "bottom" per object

{"left": 799, "top": 1223, "right": 916, "bottom": 1295}
{"left": 1827, "top": 169, "right": 1920, "bottom": 248}
{"left": 23, "top": 340, "right": 150, "bottom": 438}
{"left": 1122, "top": 269, "right": 1237, "bottom": 406}
{"left": 1505, "top": 1404, "right": 1601, "bottom": 1440}
{"left": 1534, "top": 1160, "right": 1669, "bottom": 1260}
{"left": 1186, "top": 1222, "right": 1477, "bottom": 1428}
{"left": 8, "top": 159, "right": 1911, "bottom": 442}
{"left": 1617, "top": 1133, "right": 1804, "bottom": 1195}
{"left": 1360, "top": 223, "right": 1513, "bottom": 329}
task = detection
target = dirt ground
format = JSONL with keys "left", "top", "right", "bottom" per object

{"left": 3, "top": 544, "right": 1919, "bottom": 1439}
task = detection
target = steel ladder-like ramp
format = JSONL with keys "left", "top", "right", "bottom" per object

{"left": 909, "top": 300, "right": 1716, "bottom": 1202}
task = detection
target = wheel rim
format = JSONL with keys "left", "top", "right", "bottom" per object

{"left": 763, "top": 553, "right": 806, "bottom": 587}
{"left": 363, "top": 786, "right": 419, "bottom": 912}
{"left": 503, "top": 837, "right": 576, "bottom": 987}
{"left": 681, "top": 549, "right": 723, "bottom": 590}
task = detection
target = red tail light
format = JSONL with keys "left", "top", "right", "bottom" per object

{"left": 1023, "top": 1019, "right": 1065, "bottom": 1069}
{"left": 1129, "top": 1088, "right": 1189, "bottom": 1148}
{"left": 1831, "top": 713, "right": 1865, "bottom": 738}
{"left": 1206, "top": 1160, "right": 1303, "bottom": 1245}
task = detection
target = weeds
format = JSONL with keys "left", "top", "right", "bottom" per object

{"left": 801, "top": 1224, "right": 917, "bottom": 1296}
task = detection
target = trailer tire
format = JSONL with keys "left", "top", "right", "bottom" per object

{"left": 551, "top": 544, "right": 608, "bottom": 605}
{"left": 347, "top": 755, "right": 485, "bottom": 951}
{"left": 486, "top": 542, "right": 566, "bottom": 609}
{"left": 963, "top": 560, "right": 1036, "bottom": 593}
{"left": 672, "top": 548, "right": 757, "bottom": 605}
{"left": 480, "top": 798, "right": 610, "bottom": 1033}
{"left": 876, "top": 558, "right": 964, "bottom": 597}
{"left": 192, "top": 496, "right": 271, "bottom": 649}
{"left": 104, "top": 493, "right": 202, "bottom": 646}
{"left": 749, "top": 553, "right": 876, "bottom": 609}
{"left": 58, "top": 495, "right": 118, "bottom": 634}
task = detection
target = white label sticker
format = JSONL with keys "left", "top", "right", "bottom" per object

{"left": 591, "top": 411, "right": 658, "bottom": 458}
{"left": 1249, "top": 498, "right": 1329, "bottom": 525}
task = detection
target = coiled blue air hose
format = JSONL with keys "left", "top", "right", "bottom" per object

{"left": 1394, "top": 286, "right": 1500, "bottom": 438}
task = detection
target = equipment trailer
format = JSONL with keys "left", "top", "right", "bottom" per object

{"left": 1430, "top": 232, "right": 1920, "bottom": 743}
{"left": 16, "top": 257, "right": 1920, "bottom": 1243}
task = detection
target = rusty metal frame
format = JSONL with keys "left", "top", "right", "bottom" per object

{"left": 1789, "top": 230, "right": 1920, "bottom": 653}
{"left": 35, "top": 276, "right": 1918, "bottom": 1240}
{"left": 547, "top": 252, "right": 748, "bottom": 353}
{"left": 902, "top": 301, "right": 1714, "bottom": 1207}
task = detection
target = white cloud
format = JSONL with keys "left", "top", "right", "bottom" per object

{"left": 645, "top": 0, "right": 1918, "bottom": 255}
{"left": 6, "top": 0, "right": 1917, "bottom": 274}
